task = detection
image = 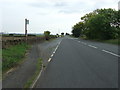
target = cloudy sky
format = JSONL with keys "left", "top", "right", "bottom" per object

{"left": 1, "top": 0, "right": 119, "bottom": 34}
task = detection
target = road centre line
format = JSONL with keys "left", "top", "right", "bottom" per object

{"left": 48, "top": 41, "right": 62, "bottom": 63}
{"left": 102, "top": 49, "right": 120, "bottom": 57}
{"left": 48, "top": 58, "right": 52, "bottom": 62}
{"left": 51, "top": 54, "right": 54, "bottom": 57}
{"left": 53, "top": 51, "right": 55, "bottom": 54}
{"left": 31, "top": 41, "right": 63, "bottom": 88}
{"left": 88, "top": 45, "right": 98, "bottom": 49}
{"left": 76, "top": 39, "right": 119, "bottom": 57}
{"left": 82, "top": 42, "right": 87, "bottom": 45}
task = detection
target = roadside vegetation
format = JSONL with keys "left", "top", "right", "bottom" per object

{"left": 72, "top": 8, "right": 120, "bottom": 45}
{"left": 24, "top": 58, "right": 42, "bottom": 88}
{"left": 2, "top": 43, "right": 30, "bottom": 72}
{"left": 0, "top": 62, "right": 1, "bottom": 80}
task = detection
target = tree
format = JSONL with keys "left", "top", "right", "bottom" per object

{"left": 66, "top": 33, "right": 70, "bottom": 35}
{"left": 44, "top": 31, "right": 51, "bottom": 40}
{"left": 77, "top": 8, "right": 118, "bottom": 40}
{"left": 61, "top": 33, "right": 64, "bottom": 36}
{"left": 72, "top": 22, "right": 84, "bottom": 37}
{"left": 44, "top": 31, "right": 50, "bottom": 36}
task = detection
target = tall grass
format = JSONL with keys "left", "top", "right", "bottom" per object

{"left": 2, "top": 43, "right": 30, "bottom": 72}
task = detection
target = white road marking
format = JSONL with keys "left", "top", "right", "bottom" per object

{"left": 31, "top": 40, "right": 61, "bottom": 88}
{"left": 83, "top": 42, "right": 87, "bottom": 45}
{"left": 6, "top": 68, "right": 14, "bottom": 74}
{"left": 53, "top": 51, "right": 55, "bottom": 54}
{"left": 88, "top": 45, "right": 98, "bottom": 49}
{"left": 48, "top": 58, "right": 52, "bottom": 62}
{"left": 80, "top": 42, "right": 87, "bottom": 45}
{"left": 51, "top": 54, "right": 54, "bottom": 57}
{"left": 48, "top": 40, "right": 62, "bottom": 63}
{"left": 102, "top": 49, "right": 120, "bottom": 57}
{"left": 78, "top": 41, "right": 81, "bottom": 43}
{"left": 54, "top": 48, "right": 57, "bottom": 52}
{"left": 31, "top": 64, "right": 43, "bottom": 88}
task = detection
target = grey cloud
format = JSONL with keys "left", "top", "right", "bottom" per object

{"left": 27, "top": 0, "right": 117, "bottom": 15}
{"left": 54, "top": 2, "right": 67, "bottom": 7}
{"left": 28, "top": 2, "right": 53, "bottom": 8}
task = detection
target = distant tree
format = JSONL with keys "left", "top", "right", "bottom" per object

{"left": 72, "top": 22, "right": 84, "bottom": 37}
{"left": 44, "top": 31, "right": 51, "bottom": 40}
{"left": 66, "top": 33, "right": 70, "bottom": 35}
{"left": 56, "top": 34, "right": 59, "bottom": 37}
{"left": 61, "top": 33, "right": 64, "bottom": 36}
{"left": 44, "top": 31, "right": 50, "bottom": 36}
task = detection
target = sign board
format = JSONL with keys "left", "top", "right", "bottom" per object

{"left": 25, "top": 19, "right": 29, "bottom": 24}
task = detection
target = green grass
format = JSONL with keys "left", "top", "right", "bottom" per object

{"left": 0, "top": 49, "right": 2, "bottom": 80}
{"left": 2, "top": 43, "right": 30, "bottom": 72}
{"left": 102, "top": 39, "right": 120, "bottom": 45}
{"left": 36, "top": 34, "right": 45, "bottom": 37}
{"left": 24, "top": 58, "right": 42, "bottom": 88}
{"left": 80, "top": 36, "right": 120, "bottom": 45}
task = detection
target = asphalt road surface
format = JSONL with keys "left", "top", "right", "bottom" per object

{"left": 35, "top": 36, "right": 119, "bottom": 88}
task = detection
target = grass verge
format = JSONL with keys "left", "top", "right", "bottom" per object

{"left": 24, "top": 58, "right": 42, "bottom": 88}
{"left": 2, "top": 43, "right": 30, "bottom": 73}
{"left": 102, "top": 39, "right": 120, "bottom": 45}
{"left": 80, "top": 36, "right": 120, "bottom": 45}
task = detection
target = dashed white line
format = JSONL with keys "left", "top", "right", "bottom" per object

{"left": 88, "top": 45, "right": 98, "bottom": 49}
{"left": 51, "top": 54, "right": 54, "bottom": 57}
{"left": 53, "top": 51, "right": 55, "bottom": 54}
{"left": 73, "top": 38, "right": 78, "bottom": 40}
{"left": 48, "top": 58, "right": 52, "bottom": 62}
{"left": 76, "top": 40, "right": 119, "bottom": 57}
{"left": 32, "top": 41, "right": 62, "bottom": 88}
{"left": 48, "top": 40, "right": 62, "bottom": 63}
{"left": 83, "top": 42, "right": 87, "bottom": 45}
{"left": 102, "top": 49, "right": 120, "bottom": 57}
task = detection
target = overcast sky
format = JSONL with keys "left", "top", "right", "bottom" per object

{"left": 0, "top": 0, "right": 119, "bottom": 34}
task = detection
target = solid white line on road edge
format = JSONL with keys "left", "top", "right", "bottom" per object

{"left": 88, "top": 45, "right": 98, "bottom": 49}
{"left": 31, "top": 64, "right": 43, "bottom": 88}
{"left": 102, "top": 49, "right": 120, "bottom": 57}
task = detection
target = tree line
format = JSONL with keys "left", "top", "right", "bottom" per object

{"left": 72, "top": 8, "right": 120, "bottom": 40}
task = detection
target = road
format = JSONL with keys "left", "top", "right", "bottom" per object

{"left": 35, "top": 36, "right": 119, "bottom": 88}
{"left": 3, "top": 38, "right": 62, "bottom": 88}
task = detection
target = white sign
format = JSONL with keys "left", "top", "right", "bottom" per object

{"left": 25, "top": 19, "right": 29, "bottom": 24}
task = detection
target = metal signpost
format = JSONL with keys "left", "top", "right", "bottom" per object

{"left": 25, "top": 19, "right": 29, "bottom": 42}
